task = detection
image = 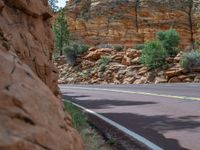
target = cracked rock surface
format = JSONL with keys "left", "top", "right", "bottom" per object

{"left": 0, "top": 0, "right": 83, "bottom": 149}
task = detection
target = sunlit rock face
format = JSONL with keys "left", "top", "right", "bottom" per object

{"left": 0, "top": 0, "right": 83, "bottom": 149}
{"left": 67, "top": 0, "right": 200, "bottom": 48}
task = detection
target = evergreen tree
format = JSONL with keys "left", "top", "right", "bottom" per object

{"left": 48, "top": 0, "right": 58, "bottom": 12}
{"left": 53, "top": 9, "right": 69, "bottom": 56}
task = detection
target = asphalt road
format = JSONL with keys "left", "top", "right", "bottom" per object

{"left": 60, "top": 84, "right": 200, "bottom": 150}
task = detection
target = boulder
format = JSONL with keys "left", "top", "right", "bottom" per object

{"left": 178, "top": 75, "right": 188, "bottom": 81}
{"left": 138, "top": 67, "right": 149, "bottom": 75}
{"left": 155, "top": 77, "right": 168, "bottom": 84}
{"left": 122, "top": 56, "right": 132, "bottom": 66}
{"left": 123, "top": 77, "right": 136, "bottom": 84}
{"left": 174, "top": 52, "right": 183, "bottom": 63}
{"left": 168, "top": 77, "right": 181, "bottom": 83}
{"left": 84, "top": 48, "right": 114, "bottom": 61}
{"left": 165, "top": 65, "right": 184, "bottom": 78}
{"left": 134, "top": 77, "right": 147, "bottom": 84}
{"left": 126, "top": 49, "right": 141, "bottom": 59}
{"left": 194, "top": 75, "right": 200, "bottom": 83}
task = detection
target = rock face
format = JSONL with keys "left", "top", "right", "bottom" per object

{"left": 67, "top": 0, "right": 200, "bottom": 48}
{"left": 0, "top": 0, "right": 83, "bottom": 150}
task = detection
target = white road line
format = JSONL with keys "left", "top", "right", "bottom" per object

{"left": 63, "top": 100, "right": 163, "bottom": 150}
{"left": 61, "top": 86, "right": 200, "bottom": 101}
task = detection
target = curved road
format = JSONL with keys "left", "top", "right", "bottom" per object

{"left": 60, "top": 84, "right": 200, "bottom": 150}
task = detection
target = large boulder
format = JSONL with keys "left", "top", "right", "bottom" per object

{"left": 0, "top": 0, "right": 83, "bottom": 150}
{"left": 84, "top": 48, "right": 114, "bottom": 61}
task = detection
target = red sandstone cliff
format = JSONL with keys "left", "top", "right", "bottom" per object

{"left": 0, "top": 0, "right": 83, "bottom": 149}
{"left": 67, "top": 0, "right": 200, "bottom": 48}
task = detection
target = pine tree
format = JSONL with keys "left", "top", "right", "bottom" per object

{"left": 53, "top": 9, "right": 69, "bottom": 56}
{"left": 48, "top": 0, "right": 58, "bottom": 12}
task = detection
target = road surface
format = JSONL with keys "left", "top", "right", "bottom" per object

{"left": 60, "top": 84, "right": 200, "bottom": 150}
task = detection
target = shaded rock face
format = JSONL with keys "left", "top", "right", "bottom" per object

{"left": 0, "top": 0, "right": 83, "bottom": 150}
{"left": 67, "top": 0, "right": 200, "bottom": 48}
{"left": 1, "top": 0, "right": 58, "bottom": 96}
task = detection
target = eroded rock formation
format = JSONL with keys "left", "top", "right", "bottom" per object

{"left": 0, "top": 0, "right": 83, "bottom": 149}
{"left": 67, "top": 0, "right": 200, "bottom": 48}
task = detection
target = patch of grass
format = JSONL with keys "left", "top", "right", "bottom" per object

{"left": 64, "top": 101, "right": 114, "bottom": 150}
{"left": 106, "top": 138, "right": 117, "bottom": 145}
{"left": 64, "top": 101, "right": 87, "bottom": 131}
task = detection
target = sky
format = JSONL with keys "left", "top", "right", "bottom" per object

{"left": 57, "top": 0, "right": 67, "bottom": 8}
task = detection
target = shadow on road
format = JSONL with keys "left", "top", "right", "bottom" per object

{"left": 62, "top": 92, "right": 200, "bottom": 150}
{"left": 63, "top": 93, "right": 157, "bottom": 109}
{"left": 101, "top": 113, "right": 200, "bottom": 150}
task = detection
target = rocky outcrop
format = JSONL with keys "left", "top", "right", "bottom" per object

{"left": 0, "top": 0, "right": 83, "bottom": 150}
{"left": 55, "top": 48, "right": 200, "bottom": 84}
{"left": 66, "top": 0, "right": 200, "bottom": 48}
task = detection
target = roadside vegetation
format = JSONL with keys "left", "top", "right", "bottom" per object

{"left": 180, "top": 50, "right": 200, "bottom": 71}
{"left": 140, "top": 28, "right": 180, "bottom": 69}
{"left": 140, "top": 40, "right": 167, "bottom": 69}
{"left": 53, "top": 8, "right": 90, "bottom": 65}
{"left": 64, "top": 101, "right": 114, "bottom": 150}
{"left": 98, "top": 56, "right": 112, "bottom": 72}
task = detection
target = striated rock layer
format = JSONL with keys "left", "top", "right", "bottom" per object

{"left": 0, "top": 0, "right": 83, "bottom": 150}
{"left": 67, "top": 0, "right": 200, "bottom": 48}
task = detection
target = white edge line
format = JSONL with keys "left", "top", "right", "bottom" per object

{"left": 61, "top": 86, "right": 200, "bottom": 101}
{"left": 63, "top": 100, "right": 163, "bottom": 150}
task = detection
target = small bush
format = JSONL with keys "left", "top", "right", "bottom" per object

{"left": 140, "top": 40, "right": 167, "bottom": 69}
{"left": 133, "top": 44, "right": 144, "bottom": 50}
{"left": 156, "top": 28, "right": 180, "bottom": 56}
{"left": 63, "top": 42, "right": 89, "bottom": 66}
{"left": 113, "top": 44, "right": 124, "bottom": 51}
{"left": 64, "top": 42, "right": 89, "bottom": 55}
{"left": 180, "top": 50, "right": 200, "bottom": 71}
{"left": 98, "top": 56, "right": 112, "bottom": 72}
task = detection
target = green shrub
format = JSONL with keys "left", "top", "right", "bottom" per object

{"left": 180, "top": 50, "right": 200, "bottom": 71}
{"left": 113, "top": 45, "right": 124, "bottom": 51}
{"left": 98, "top": 56, "right": 112, "bottom": 72}
{"left": 133, "top": 44, "right": 144, "bottom": 50}
{"left": 63, "top": 42, "right": 89, "bottom": 66}
{"left": 64, "top": 42, "right": 89, "bottom": 55}
{"left": 156, "top": 28, "right": 180, "bottom": 56}
{"left": 140, "top": 40, "right": 167, "bottom": 69}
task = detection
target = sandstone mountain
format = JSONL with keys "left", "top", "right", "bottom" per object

{"left": 0, "top": 0, "right": 83, "bottom": 150}
{"left": 66, "top": 0, "right": 200, "bottom": 48}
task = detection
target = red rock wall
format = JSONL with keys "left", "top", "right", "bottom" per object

{"left": 0, "top": 0, "right": 83, "bottom": 149}
{"left": 67, "top": 0, "right": 200, "bottom": 48}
